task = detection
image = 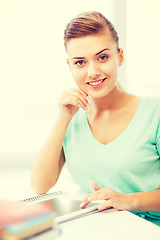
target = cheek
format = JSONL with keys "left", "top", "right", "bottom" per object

{"left": 102, "top": 60, "right": 118, "bottom": 77}
{"left": 71, "top": 69, "right": 86, "bottom": 84}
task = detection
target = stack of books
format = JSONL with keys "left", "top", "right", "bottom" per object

{"left": 0, "top": 199, "right": 56, "bottom": 240}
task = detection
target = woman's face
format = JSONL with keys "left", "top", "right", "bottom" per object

{"left": 66, "top": 31, "right": 124, "bottom": 99}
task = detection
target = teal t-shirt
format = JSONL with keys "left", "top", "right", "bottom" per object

{"left": 63, "top": 96, "right": 160, "bottom": 226}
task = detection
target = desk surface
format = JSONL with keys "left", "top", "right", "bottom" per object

{"left": 60, "top": 210, "right": 160, "bottom": 240}
{"left": 30, "top": 209, "right": 160, "bottom": 240}
{"left": 1, "top": 169, "right": 160, "bottom": 240}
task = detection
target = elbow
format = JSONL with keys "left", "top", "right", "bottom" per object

{"left": 31, "top": 184, "right": 47, "bottom": 196}
{"left": 31, "top": 176, "right": 57, "bottom": 195}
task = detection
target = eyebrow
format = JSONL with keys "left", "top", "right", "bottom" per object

{"left": 71, "top": 57, "right": 85, "bottom": 60}
{"left": 71, "top": 48, "right": 110, "bottom": 60}
{"left": 95, "top": 48, "right": 110, "bottom": 55}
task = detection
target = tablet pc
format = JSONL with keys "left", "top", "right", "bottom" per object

{"left": 41, "top": 196, "right": 99, "bottom": 223}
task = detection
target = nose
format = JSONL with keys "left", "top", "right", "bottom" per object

{"left": 87, "top": 61, "right": 100, "bottom": 79}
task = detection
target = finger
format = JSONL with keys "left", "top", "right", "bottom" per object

{"left": 82, "top": 186, "right": 111, "bottom": 203}
{"left": 81, "top": 191, "right": 96, "bottom": 206}
{"left": 78, "top": 89, "right": 89, "bottom": 100}
{"left": 70, "top": 95, "right": 86, "bottom": 110}
{"left": 78, "top": 90, "right": 91, "bottom": 105}
{"left": 63, "top": 94, "right": 86, "bottom": 110}
{"left": 80, "top": 199, "right": 90, "bottom": 208}
{"left": 87, "top": 190, "right": 110, "bottom": 202}
{"left": 60, "top": 94, "right": 81, "bottom": 110}
{"left": 98, "top": 200, "right": 112, "bottom": 211}
{"left": 67, "top": 91, "right": 89, "bottom": 110}
{"left": 69, "top": 89, "right": 88, "bottom": 103}
{"left": 91, "top": 181, "right": 102, "bottom": 191}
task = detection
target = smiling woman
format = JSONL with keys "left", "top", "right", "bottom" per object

{"left": 66, "top": 33, "right": 124, "bottom": 100}
{"left": 66, "top": 31, "right": 124, "bottom": 99}
{"left": 65, "top": 12, "right": 123, "bottom": 97}
{"left": 31, "top": 11, "right": 160, "bottom": 227}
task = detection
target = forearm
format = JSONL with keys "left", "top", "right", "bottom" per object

{"left": 129, "top": 189, "right": 160, "bottom": 212}
{"left": 31, "top": 116, "right": 69, "bottom": 194}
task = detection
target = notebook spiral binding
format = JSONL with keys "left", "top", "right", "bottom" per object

{"left": 19, "top": 191, "right": 63, "bottom": 204}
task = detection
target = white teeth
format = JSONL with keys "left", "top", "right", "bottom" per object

{"left": 89, "top": 80, "right": 103, "bottom": 86}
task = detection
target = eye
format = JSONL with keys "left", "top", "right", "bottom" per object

{"left": 98, "top": 55, "right": 109, "bottom": 61}
{"left": 75, "top": 60, "right": 85, "bottom": 66}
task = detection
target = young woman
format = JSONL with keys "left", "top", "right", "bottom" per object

{"left": 31, "top": 11, "right": 160, "bottom": 226}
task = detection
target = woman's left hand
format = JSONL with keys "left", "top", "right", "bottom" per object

{"left": 81, "top": 181, "right": 133, "bottom": 211}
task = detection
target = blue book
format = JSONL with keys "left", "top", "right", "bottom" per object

{"left": 1, "top": 212, "right": 56, "bottom": 240}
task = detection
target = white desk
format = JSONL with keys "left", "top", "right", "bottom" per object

{"left": 0, "top": 168, "right": 160, "bottom": 240}
{"left": 31, "top": 208, "right": 160, "bottom": 240}
{"left": 58, "top": 209, "right": 160, "bottom": 240}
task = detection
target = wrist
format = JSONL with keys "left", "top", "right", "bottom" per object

{"left": 127, "top": 190, "right": 160, "bottom": 212}
{"left": 127, "top": 193, "right": 139, "bottom": 211}
{"left": 56, "top": 113, "right": 71, "bottom": 128}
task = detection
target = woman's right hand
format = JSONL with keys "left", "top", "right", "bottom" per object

{"left": 58, "top": 88, "right": 89, "bottom": 122}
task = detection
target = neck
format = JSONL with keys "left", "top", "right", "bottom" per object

{"left": 89, "top": 86, "right": 126, "bottom": 113}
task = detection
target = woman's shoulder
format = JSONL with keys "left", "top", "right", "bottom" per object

{"left": 140, "top": 95, "right": 160, "bottom": 118}
{"left": 141, "top": 95, "right": 160, "bottom": 108}
{"left": 141, "top": 95, "right": 160, "bottom": 102}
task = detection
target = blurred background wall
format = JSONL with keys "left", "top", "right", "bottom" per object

{"left": 0, "top": 0, "right": 160, "bottom": 168}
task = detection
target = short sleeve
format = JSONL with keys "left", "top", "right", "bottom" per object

{"left": 156, "top": 121, "right": 160, "bottom": 156}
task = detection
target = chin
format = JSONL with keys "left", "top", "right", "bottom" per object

{"left": 88, "top": 82, "right": 117, "bottom": 98}
{"left": 89, "top": 88, "right": 114, "bottom": 99}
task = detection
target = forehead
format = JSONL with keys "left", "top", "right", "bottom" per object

{"left": 66, "top": 32, "right": 117, "bottom": 57}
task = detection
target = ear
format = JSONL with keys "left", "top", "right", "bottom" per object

{"left": 118, "top": 48, "right": 124, "bottom": 66}
{"left": 67, "top": 58, "right": 71, "bottom": 70}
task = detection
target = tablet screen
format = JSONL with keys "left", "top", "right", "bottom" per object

{"left": 41, "top": 196, "right": 98, "bottom": 223}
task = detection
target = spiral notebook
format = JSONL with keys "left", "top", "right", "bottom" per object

{"left": 19, "top": 191, "right": 63, "bottom": 204}
{"left": 19, "top": 191, "right": 100, "bottom": 223}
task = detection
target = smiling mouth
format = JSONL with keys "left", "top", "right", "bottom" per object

{"left": 86, "top": 77, "right": 107, "bottom": 86}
